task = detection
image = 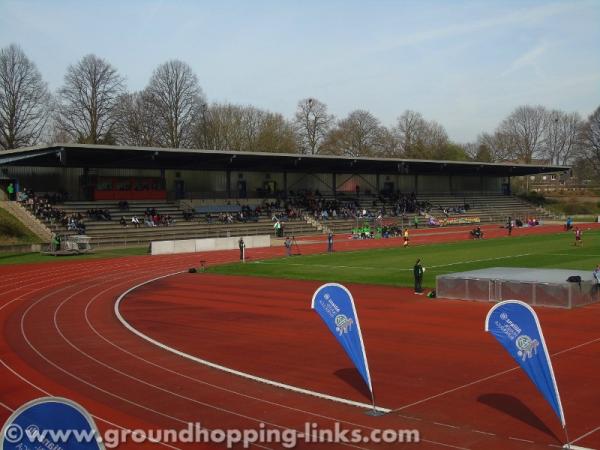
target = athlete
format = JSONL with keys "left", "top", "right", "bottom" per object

{"left": 574, "top": 227, "right": 583, "bottom": 247}
{"left": 403, "top": 228, "right": 409, "bottom": 247}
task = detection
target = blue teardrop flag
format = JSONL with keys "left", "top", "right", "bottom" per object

{"left": 311, "top": 283, "right": 372, "bottom": 395}
{"left": 485, "top": 300, "right": 566, "bottom": 427}
{"left": 1, "top": 397, "right": 103, "bottom": 450}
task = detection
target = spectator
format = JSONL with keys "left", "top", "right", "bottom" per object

{"left": 6, "top": 182, "right": 15, "bottom": 201}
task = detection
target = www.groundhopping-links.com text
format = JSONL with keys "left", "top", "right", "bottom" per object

{"left": 3, "top": 421, "right": 420, "bottom": 448}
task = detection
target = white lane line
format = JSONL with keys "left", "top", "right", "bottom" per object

{"left": 471, "top": 430, "right": 495, "bottom": 436}
{"left": 508, "top": 436, "right": 534, "bottom": 443}
{"left": 546, "top": 254, "right": 600, "bottom": 257}
{"left": 252, "top": 253, "right": 533, "bottom": 271}
{"left": 0, "top": 400, "right": 13, "bottom": 412}
{"left": 426, "top": 253, "right": 533, "bottom": 269}
{"left": 434, "top": 422, "right": 460, "bottom": 429}
{"left": 390, "top": 335, "right": 600, "bottom": 412}
{"left": 52, "top": 273, "right": 322, "bottom": 450}
{"left": 0, "top": 267, "right": 184, "bottom": 450}
{"left": 569, "top": 425, "right": 600, "bottom": 445}
{"left": 90, "top": 272, "right": 467, "bottom": 450}
{"left": 87, "top": 293, "right": 465, "bottom": 450}
{"left": 115, "top": 272, "right": 391, "bottom": 414}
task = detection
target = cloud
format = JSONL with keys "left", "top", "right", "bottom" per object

{"left": 501, "top": 42, "right": 549, "bottom": 77}
{"left": 377, "top": 1, "right": 591, "bottom": 52}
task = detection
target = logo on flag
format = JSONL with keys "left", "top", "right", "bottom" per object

{"left": 335, "top": 314, "right": 353, "bottom": 335}
{"left": 485, "top": 300, "right": 566, "bottom": 427}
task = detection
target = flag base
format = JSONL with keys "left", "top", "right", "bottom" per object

{"left": 364, "top": 408, "right": 386, "bottom": 416}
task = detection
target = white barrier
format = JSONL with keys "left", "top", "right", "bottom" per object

{"left": 150, "top": 234, "right": 271, "bottom": 255}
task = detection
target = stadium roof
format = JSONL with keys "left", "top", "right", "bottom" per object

{"left": 0, "top": 143, "right": 569, "bottom": 177}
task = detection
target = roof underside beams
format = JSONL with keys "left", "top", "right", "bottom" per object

{"left": 0, "top": 146, "right": 568, "bottom": 177}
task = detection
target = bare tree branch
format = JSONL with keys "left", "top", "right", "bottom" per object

{"left": 293, "top": 98, "right": 333, "bottom": 155}
{"left": 498, "top": 105, "right": 548, "bottom": 163}
{"left": 322, "top": 110, "right": 385, "bottom": 157}
{"left": 146, "top": 60, "right": 204, "bottom": 148}
{"left": 56, "top": 54, "right": 124, "bottom": 144}
{"left": 0, "top": 44, "right": 50, "bottom": 149}
{"left": 580, "top": 106, "right": 600, "bottom": 176}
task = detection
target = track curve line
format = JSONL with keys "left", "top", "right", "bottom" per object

{"left": 114, "top": 271, "right": 392, "bottom": 415}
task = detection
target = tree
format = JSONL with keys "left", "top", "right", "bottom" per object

{"left": 476, "top": 131, "right": 516, "bottom": 162}
{"left": 421, "top": 120, "right": 449, "bottom": 159}
{"left": 146, "top": 60, "right": 204, "bottom": 148}
{"left": 498, "top": 105, "right": 548, "bottom": 163}
{"left": 113, "top": 91, "right": 161, "bottom": 147}
{"left": 393, "top": 110, "right": 428, "bottom": 157}
{"left": 197, "top": 103, "right": 249, "bottom": 151}
{"left": 580, "top": 106, "right": 600, "bottom": 176}
{"left": 393, "top": 110, "right": 450, "bottom": 159}
{"left": 432, "top": 142, "right": 469, "bottom": 161}
{"left": 194, "top": 102, "right": 299, "bottom": 153}
{"left": 322, "top": 110, "right": 384, "bottom": 157}
{"left": 294, "top": 98, "right": 333, "bottom": 155}
{"left": 255, "top": 112, "right": 298, "bottom": 153}
{"left": 56, "top": 54, "right": 124, "bottom": 144}
{"left": 0, "top": 44, "right": 50, "bottom": 150}
{"left": 543, "top": 110, "right": 582, "bottom": 165}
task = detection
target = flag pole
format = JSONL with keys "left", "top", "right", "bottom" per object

{"left": 563, "top": 425, "right": 571, "bottom": 450}
{"left": 365, "top": 388, "right": 384, "bottom": 416}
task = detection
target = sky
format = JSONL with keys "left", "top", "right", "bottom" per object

{"left": 1, "top": 0, "right": 599, "bottom": 143}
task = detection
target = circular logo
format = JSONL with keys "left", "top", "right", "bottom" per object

{"left": 516, "top": 335, "right": 532, "bottom": 351}
{"left": 500, "top": 313, "right": 508, "bottom": 321}
{"left": 335, "top": 314, "right": 348, "bottom": 326}
{"left": 3, "top": 423, "right": 23, "bottom": 443}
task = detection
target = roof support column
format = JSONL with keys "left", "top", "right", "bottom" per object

{"left": 415, "top": 174, "right": 419, "bottom": 195}
{"left": 376, "top": 173, "right": 380, "bottom": 194}
{"left": 449, "top": 174, "right": 453, "bottom": 195}
{"left": 283, "top": 171, "right": 288, "bottom": 199}
{"left": 332, "top": 173, "right": 336, "bottom": 197}
{"left": 226, "top": 170, "right": 231, "bottom": 198}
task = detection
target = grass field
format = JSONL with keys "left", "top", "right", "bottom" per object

{"left": 207, "top": 230, "right": 600, "bottom": 288}
{"left": 0, "top": 246, "right": 148, "bottom": 266}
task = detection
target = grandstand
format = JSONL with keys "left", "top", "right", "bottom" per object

{"left": 46, "top": 199, "right": 317, "bottom": 247}
{"left": 0, "top": 143, "right": 567, "bottom": 248}
{"left": 317, "top": 193, "right": 554, "bottom": 235}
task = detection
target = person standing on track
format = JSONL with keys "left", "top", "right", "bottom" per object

{"left": 508, "top": 217, "right": 513, "bottom": 236}
{"left": 327, "top": 232, "right": 334, "bottom": 252}
{"left": 238, "top": 237, "right": 245, "bottom": 260}
{"left": 413, "top": 259, "right": 424, "bottom": 294}
{"left": 284, "top": 236, "right": 292, "bottom": 256}
{"left": 403, "top": 228, "right": 409, "bottom": 247}
{"left": 574, "top": 227, "right": 583, "bottom": 247}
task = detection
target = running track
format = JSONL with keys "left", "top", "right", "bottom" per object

{"left": 1, "top": 224, "right": 599, "bottom": 449}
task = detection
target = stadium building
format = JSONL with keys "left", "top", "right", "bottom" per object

{"left": 0, "top": 143, "right": 567, "bottom": 201}
{"left": 0, "top": 143, "right": 569, "bottom": 248}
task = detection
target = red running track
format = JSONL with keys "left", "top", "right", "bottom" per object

{"left": 1, "top": 224, "right": 599, "bottom": 449}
